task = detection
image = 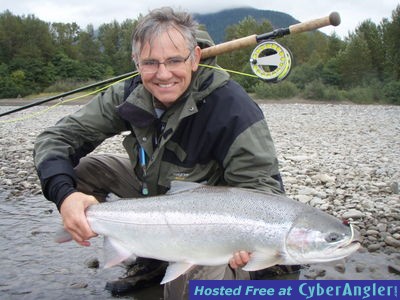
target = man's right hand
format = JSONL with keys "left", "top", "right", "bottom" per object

{"left": 60, "top": 192, "right": 99, "bottom": 246}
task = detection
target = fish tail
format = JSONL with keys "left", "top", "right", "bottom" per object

{"left": 54, "top": 227, "right": 73, "bottom": 243}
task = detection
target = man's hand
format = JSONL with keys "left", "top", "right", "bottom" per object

{"left": 60, "top": 192, "right": 99, "bottom": 246}
{"left": 229, "top": 251, "right": 250, "bottom": 269}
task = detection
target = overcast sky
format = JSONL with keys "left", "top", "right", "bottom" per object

{"left": 1, "top": 0, "right": 398, "bottom": 39}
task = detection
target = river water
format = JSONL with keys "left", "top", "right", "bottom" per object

{"left": 0, "top": 191, "right": 163, "bottom": 300}
{"left": 1, "top": 190, "right": 399, "bottom": 300}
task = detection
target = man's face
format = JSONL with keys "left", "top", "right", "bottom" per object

{"left": 137, "top": 28, "right": 201, "bottom": 107}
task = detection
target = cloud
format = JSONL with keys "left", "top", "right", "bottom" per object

{"left": 1, "top": 0, "right": 398, "bottom": 38}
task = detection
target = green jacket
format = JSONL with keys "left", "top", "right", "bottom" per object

{"left": 34, "top": 32, "right": 283, "bottom": 208}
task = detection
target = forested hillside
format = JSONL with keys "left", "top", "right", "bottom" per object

{"left": 0, "top": 6, "right": 399, "bottom": 104}
{"left": 194, "top": 7, "right": 299, "bottom": 43}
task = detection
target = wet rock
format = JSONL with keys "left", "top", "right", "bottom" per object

{"left": 334, "top": 263, "right": 345, "bottom": 273}
{"left": 384, "top": 236, "right": 400, "bottom": 248}
{"left": 377, "top": 223, "right": 388, "bottom": 233}
{"left": 367, "top": 244, "right": 381, "bottom": 252}
{"left": 303, "top": 268, "right": 326, "bottom": 279}
{"left": 355, "top": 263, "right": 366, "bottom": 273}
{"left": 85, "top": 257, "right": 100, "bottom": 269}
{"left": 366, "top": 229, "right": 380, "bottom": 236}
{"left": 70, "top": 282, "right": 88, "bottom": 289}
{"left": 388, "top": 264, "right": 400, "bottom": 275}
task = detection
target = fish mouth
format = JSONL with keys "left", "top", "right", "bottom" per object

{"left": 335, "top": 224, "right": 361, "bottom": 255}
{"left": 338, "top": 240, "right": 361, "bottom": 251}
{"left": 332, "top": 240, "right": 361, "bottom": 260}
{"left": 340, "top": 224, "right": 362, "bottom": 249}
{"left": 305, "top": 240, "right": 361, "bottom": 263}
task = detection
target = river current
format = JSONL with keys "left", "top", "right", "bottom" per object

{"left": 0, "top": 191, "right": 163, "bottom": 300}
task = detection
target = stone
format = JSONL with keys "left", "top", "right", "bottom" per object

{"left": 384, "top": 236, "right": 400, "bottom": 248}
{"left": 342, "top": 209, "right": 364, "bottom": 219}
{"left": 295, "top": 195, "right": 312, "bottom": 203}
{"left": 367, "top": 244, "right": 381, "bottom": 252}
{"left": 313, "top": 173, "right": 336, "bottom": 184}
{"left": 70, "top": 282, "right": 88, "bottom": 289}
{"left": 334, "top": 263, "right": 345, "bottom": 273}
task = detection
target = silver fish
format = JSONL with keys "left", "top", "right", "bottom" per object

{"left": 56, "top": 181, "right": 360, "bottom": 284}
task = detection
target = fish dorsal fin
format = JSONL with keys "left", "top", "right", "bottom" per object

{"left": 242, "top": 250, "right": 284, "bottom": 271}
{"left": 167, "top": 181, "right": 203, "bottom": 195}
{"left": 103, "top": 237, "right": 134, "bottom": 268}
{"left": 160, "top": 262, "right": 194, "bottom": 284}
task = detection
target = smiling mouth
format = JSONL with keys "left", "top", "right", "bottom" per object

{"left": 157, "top": 83, "right": 175, "bottom": 88}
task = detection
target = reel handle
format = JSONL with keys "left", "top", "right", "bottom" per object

{"left": 201, "top": 12, "right": 341, "bottom": 59}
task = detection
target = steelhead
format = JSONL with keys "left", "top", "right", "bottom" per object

{"left": 56, "top": 181, "right": 360, "bottom": 284}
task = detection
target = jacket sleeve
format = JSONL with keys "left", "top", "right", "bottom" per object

{"left": 222, "top": 118, "right": 283, "bottom": 194}
{"left": 202, "top": 80, "right": 283, "bottom": 194}
{"left": 33, "top": 82, "right": 128, "bottom": 208}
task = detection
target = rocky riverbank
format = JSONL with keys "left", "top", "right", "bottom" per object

{"left": 0, "top": 102, "right": 399, "bottom": 280}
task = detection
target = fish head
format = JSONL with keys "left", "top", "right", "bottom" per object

{"left": 284, "top": 211, "right": 361, "bottom": 264}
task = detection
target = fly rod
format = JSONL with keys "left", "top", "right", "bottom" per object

{"left": 201, "top": 12, "right": 341, "bottom": 59}
{"left": 0, "top": 72, "right": 137, "bottom": 117}
{"left": 0, "top": 12, "right": 340, "bottom": 117}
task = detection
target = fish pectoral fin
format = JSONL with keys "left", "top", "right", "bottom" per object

{"left": 103, "top": 237, "right": 133, "bottom": 268}
{"left": 160, "top": 262, "right": 194, "bottom": 284}
{"left": 242, "top": 250, "right": 284, "bottom": 271}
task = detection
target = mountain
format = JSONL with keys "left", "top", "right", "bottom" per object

{"left": 193, "top": 7, "right": 300, "bottom": 44}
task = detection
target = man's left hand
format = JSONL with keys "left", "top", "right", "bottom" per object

{"left": 229, "top": 251, "right": 250, "bottom": 269}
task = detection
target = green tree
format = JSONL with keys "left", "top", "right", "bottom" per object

{"left": 97, "top": 20, "right": 134, "bottom": 75}
{"left": 50, "top": 22, "right": 80, "bottom": 59}
{"left": 0, "top": 10, "right": 23, "bottom": 63}
{"left": 336, "top": 33, "right": 374, "bottom": 87}
{"left": 381, "top": 5, "right": 400, "bottom": 80}
{"left": 355, "top": 20, "right": 385, "bottom": 80}
{"left": 75, "top": 25, "right": 107, "bottom": 79}
{"left": 0, "top": 11, "right": 56, "bottom": 96}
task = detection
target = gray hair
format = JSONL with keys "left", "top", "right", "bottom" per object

{"left": 132, "top": 7, "right": 198, "bottom": 59}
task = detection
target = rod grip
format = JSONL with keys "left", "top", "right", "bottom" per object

{"left": 201, "top": 34, "right": 258, "bottom": 59}
{"left": 200, "top": 12, "right": 341, "bottom": 59}
{"left": 289, "top": 12, "right": 341, "bottom": 34}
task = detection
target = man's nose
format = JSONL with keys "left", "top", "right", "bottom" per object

{"left": 156, "top": 63, "right": 173, "bottom": 78}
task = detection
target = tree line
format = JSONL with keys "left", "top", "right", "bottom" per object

{"left": 0, "top": 6, "right": 399, "bottom": 104}
{"left": 0, "top": 10, "right": 136, "bottom": 98}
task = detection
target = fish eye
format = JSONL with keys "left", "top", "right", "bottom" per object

{"left": 325, "top": 232, "right": 342, "bottom": 243}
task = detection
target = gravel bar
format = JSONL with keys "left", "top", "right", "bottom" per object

{"left": 1, "top": 102, "right": 399, "bottom": 279}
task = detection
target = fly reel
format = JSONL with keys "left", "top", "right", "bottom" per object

{"left": 249, "top": 41, "right": 292, "bottom": 82}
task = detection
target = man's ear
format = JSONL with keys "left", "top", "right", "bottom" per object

{"left": 191, "top": 46, "right": 202, "bottom": 72}
{"left": 132, "top": 54, "right": 139, "bottom": 67}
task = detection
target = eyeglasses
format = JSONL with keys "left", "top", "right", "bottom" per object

{"left": 137, "top": 51, "right": 192, "bottom": 74}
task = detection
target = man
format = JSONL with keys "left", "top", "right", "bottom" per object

{"left": 34, "top": 7, "right": 293, "bottom": 299}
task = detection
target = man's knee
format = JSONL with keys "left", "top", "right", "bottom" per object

{"left": 74, "top": 154, "right": 141, "bottom": 199}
